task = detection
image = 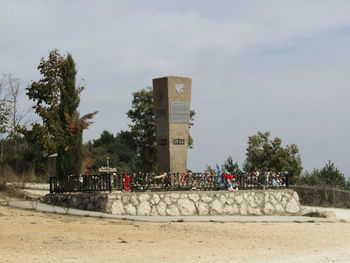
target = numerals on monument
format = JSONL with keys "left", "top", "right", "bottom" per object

{"left": 173, "top": 138, "right": 185, "bottom": 145}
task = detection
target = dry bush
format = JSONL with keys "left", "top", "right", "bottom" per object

{"left": 0, "top": 164, "right": 20, "bottom": 183}
{"left": 0, "top": 164, "right": 47, "bottom": 184}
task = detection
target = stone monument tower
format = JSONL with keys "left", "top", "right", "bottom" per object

{"left": 153, "top": 76, "right": 192, "bottom": 173}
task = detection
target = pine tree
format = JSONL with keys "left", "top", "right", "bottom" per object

{"left": 222, "top": 156, "right": 242, "bottom": 174}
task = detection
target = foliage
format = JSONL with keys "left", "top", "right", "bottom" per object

{"left": 204, "top": 164, "right": 216, "bottom": 174}
{"left": 17, "top": 124, "right": 55, "bottom": 175}
{"left": 188, "top": 109, "right": 196, "bottom": 149}
{"left": 301, "top": 161, "right": 347, "bottom": 189}
{"left": 127, "top": 87, "right": 195, "bottom": 172}
{"left": 300, "top": 169, "right": 322, "bottom": 186}
{"left": 85, "top": 130, "right": 141, "bottom": 173}
{"left": 22, "top": 49, "right": 96, "bottom": 177}
{"left": 0, "top": 73, "right": 26, "bottom": 136}
{"left": 20, "top": 49, "right": 64, "bottom": 172}
{"left": 127, "top": 88, "right": 156, "bottom": 172}
{"left": 242, "top": 159, "right": 254, "bottom": 173}
{"left": 245, "top": 131, "right": 302, "bottom": 183}
{"left": 345, "top": 179, "right": 350, "bottom": 191}
{"left": 26, "top": 50, "right": 63, "bottom": 137}
{"left": 0, "top": 73, "right": 35, "bottom": 177}
{"left": 222, "top": 156, "right": 242, "bottom": 174}
{"left": 0, "top": 136, "right": 30, "bottom": 174}
{"left": 319, "top": 161, "right": 346, "bottom": 188}
{"left": 56, "top": 54, "right": 86, "bottom": 177}
{"left": 0, "top": 106, "right": 9, "bottom": 134}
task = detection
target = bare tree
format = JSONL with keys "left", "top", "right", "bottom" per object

{"left": 1, "top": 73, "right": 33, "bottom": 133}
{"left": 0, "top": 73, "right": 33, "bottom": 161}
{"left": 0, "top": 74, "right": 11, "bottom": 135}
{"left": 0, "top": 74, "right": 11, "bottom": 164}
{"left": 7, "top": 73, "right": 20, "bottom": 133}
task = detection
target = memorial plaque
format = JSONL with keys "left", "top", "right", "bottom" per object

{"left": 171, "top": 102, "right": 190, "bottom": 124}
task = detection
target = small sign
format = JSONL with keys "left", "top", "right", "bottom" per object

{"left": 173, "top": 138, "right": 185, "bottom": 145}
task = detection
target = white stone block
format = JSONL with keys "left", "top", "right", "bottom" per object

{"left": 286, "top": 198, "right": 301, "bottom": 213}
{"left": 211, "top": 199, "right": 223, "bottom": 214}
{"left": 138, "top": 194, "right": 150, "bottom": 202}
{"left": 177, "top": 199, "right": 196, "bottom": 215}
{"left": 197, "top": 202, "right": 209, "bottom": 215}
{"left": 125, "top": 204, "right": 136, "bottom": 215}
{"left": 111, "top": 200, "right": 124, "bottom": 215}
{"left": 263, "top": 202, "right": 275, "bottom": 215}
{"left": 166, "top": 205, "right": 180, "bottom": 216}
{"left": 137, "top": 201, "right": 151, "bottom": 216}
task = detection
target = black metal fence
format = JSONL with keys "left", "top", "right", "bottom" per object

{"left": 49, "top": 172, "right": 289, "bottom": 193}
{"left": 50, "top": 174, "right": 112, "bottom": 193}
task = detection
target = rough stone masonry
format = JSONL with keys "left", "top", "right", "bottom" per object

{"left": 42, "top": 189, "right": 301, "bottom": 216}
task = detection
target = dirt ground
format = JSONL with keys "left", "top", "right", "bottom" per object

{"left": 0, "top": 201, "right": 349, "bottom": 263}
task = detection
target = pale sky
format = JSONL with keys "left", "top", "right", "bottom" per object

{"left": 1, "top": 0, "right": 349, "bottom": 177}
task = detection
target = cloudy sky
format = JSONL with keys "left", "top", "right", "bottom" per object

{"left": 1, "top": 0, "right": 349, "bottom": 176}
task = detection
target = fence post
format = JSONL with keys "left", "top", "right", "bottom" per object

{"left": 171, "top": 173, "right": 174, "bottom": 189}
{"left": 286, "top": 173, "right": 289, "bottom": 188}
{"left": 49, "top": 177, "right": 53, "bottom": 193}
{"left": 109, "top": 174, "right": 112, "bottom": 193}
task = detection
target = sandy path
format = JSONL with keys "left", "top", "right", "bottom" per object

{"left": 0, "top": 203, "right": 350, "bottom": 263}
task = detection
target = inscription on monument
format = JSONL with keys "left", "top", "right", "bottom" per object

{"left": 173, "top": 138, "right": 185, "bottom": 145}
{"left": 171, "top": 102, "right": 190, "bottom": 124}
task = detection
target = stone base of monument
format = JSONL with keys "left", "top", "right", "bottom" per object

{"left": 41, "top": 189, "right": 301, "bottom": 216}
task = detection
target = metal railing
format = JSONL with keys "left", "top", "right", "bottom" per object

{"left": 49, "top": 172, "right": 289, "bottom": 193}
{"left": 50, "top": 174, "right": 112, "bottom": 193}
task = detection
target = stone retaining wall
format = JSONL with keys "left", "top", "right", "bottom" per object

{"left": 291, "top": 185, "right": 350, "bottom": 208}
{"left": 42, "top": 189, "right": 301, "bottom": 216}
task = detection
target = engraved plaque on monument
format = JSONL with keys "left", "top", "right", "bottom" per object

{"left": 153, "top": 76, "right": 192, "bottom": 173}
{"left": 171, "top": 102, "right": 190, "bottom": 124}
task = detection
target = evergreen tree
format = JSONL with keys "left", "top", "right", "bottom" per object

{"left": 300, "top": 169, "right": 322, "bottom": 186}
{"left": 85, "top": 130, "right": 141, "bottom": 173}
{"left": 300, "top": 161, "right": 347, "bottom": 189}
{"left": 318, "top": 161, "right": 346, "bottom": 188}
{"left": 222, "top": 156, "right": 242, "bottom": 174}
{"left": 56, "top": 54, "right": 84, "bottom": 177}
